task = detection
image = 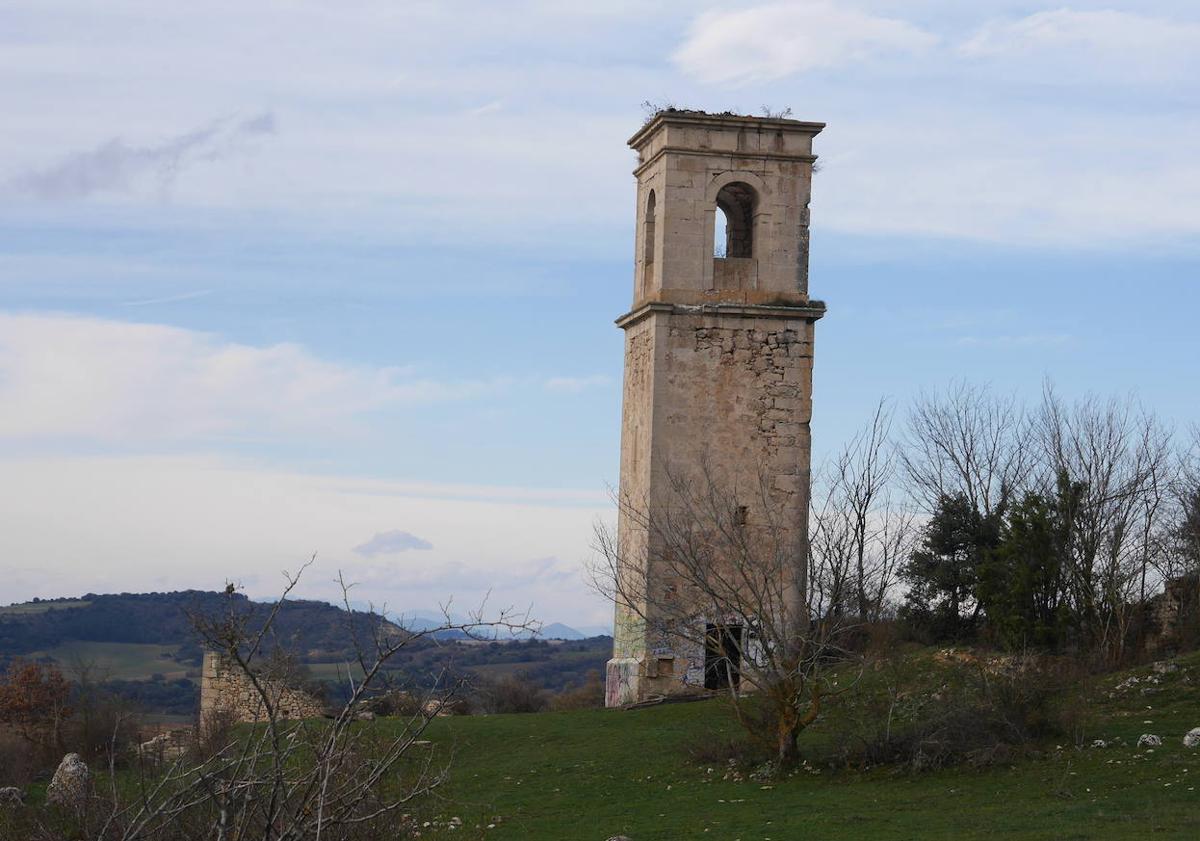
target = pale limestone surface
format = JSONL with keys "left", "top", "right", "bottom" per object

{"left": 606, "top": 112, "right": 825, "bottom": 707}
{"left": 199, "top": 651, "right": 325, "bottom": 726}
{"left": 46, "top": 753, "right": 89, "bottom": 810}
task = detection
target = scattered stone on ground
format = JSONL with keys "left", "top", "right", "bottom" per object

{"left": 46, "top": 753, "right": 89, "bottom": 809}
{"left": 1184, "top": 728, "right": 1200, "bottom": 749}
{"left": 1138, "top": 734, "right": 1163, "bottom": 748}
{"left": 356, "top": 710, "right": 376, "bottom": 721}
{"left": 0, "top": 786, "right": 24, "bottom": 807}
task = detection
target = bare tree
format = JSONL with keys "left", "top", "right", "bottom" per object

{"left": 1034, "top": 387, "right": 1176, "bottom": 660}
{"left": 902, "top": 381, "right": 1029, "bottom": 519}
{"left": 592, "top": 460, "right": 855, "bottom": 766}
{"left": 29, "top": 563, "right": 533, "bottom": 841}
{"left": 810, "top": 399, "right": 916, "bottom": 623}
{"left": 1158, "top": 425, "right": 1200, "bottom": 584}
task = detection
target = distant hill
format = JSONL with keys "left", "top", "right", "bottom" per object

{"left": 538, "top": 622, "right": 588, "bottom": 640}
{"left": 0, "top": 592, "right": 612, "bottom": 715}
{"left": 0, "top": 591, "right": 394, "bottom": 664}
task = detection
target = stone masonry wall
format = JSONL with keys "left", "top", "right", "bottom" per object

{"left": 608, "top": 315, "right": 656, "bottom": 707}
{"left": 608, "top": 305, "right": 817, "bottom": 704}
{"left": 652, "top": 309, "right": 814, "bottom": 698}
{"left": 199, "top": 651, "right": 326, "bottom": 725}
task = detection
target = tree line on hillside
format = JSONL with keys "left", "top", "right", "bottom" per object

{"left": 0, "top": 591, "right": 399, "bottom": 666}
{"left": 810, "top": 383, "right": 1199, "bottom": 664}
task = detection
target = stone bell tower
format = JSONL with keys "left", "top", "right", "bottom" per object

{"left": 605, "top": 111, "right": 826, "bottom": 707}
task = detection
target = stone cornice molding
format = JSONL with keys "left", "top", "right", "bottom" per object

{"left": 616, "top": 300, "right": 827, "bottom": 329}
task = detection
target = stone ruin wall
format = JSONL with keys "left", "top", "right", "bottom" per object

{"left": 1144, "top": 574, "right": 1200, "bottom": 654}
{"left": 199, "top": 651, "right": 326, "bottom": 725}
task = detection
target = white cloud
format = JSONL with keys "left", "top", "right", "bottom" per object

{"left": 961, "top": 9, "right": 1200, "bottom": 64}
{"left": 816, "top": 108, "right": 1200, "bottom": 247}
{"left": 1, "top": 1, "right": 1195, "bottom": 251}
{"left": 0, "top": 453, "right": 612, "bottom": 624}
{"left": 0, "top": 313, "right": 506, "bottom": 444}
{"left": 673, "top": 1, "right": 937, "bottom": 85}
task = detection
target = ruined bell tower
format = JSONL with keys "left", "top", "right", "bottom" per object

{"left": 605, "top": 111, "right": 826, "bottom": 707}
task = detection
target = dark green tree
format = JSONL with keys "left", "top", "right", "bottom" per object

{"left": 900, "top": 493, "right": 1002, "bottom": 641}
{"left": 976, "top": 474, "right": 1084, "bottom": 649}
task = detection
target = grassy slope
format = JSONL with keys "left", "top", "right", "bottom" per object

{"left": 405, "top": 652, "right": 1200, "bottom": 840}
{"left": 0, "top": 600, "right": 90, "bottom": 616}
{"left": 30, "top": 641, "right": 190, "bottom": 681}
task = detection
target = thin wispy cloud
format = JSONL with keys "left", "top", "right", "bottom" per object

{"left": 465, "top": 100, "right": 504, "bottom": 117}
{"left": 121, "top": 289, "right": 213, "bottom": 307}
{"left": 7, "top": 111, "right": 276, "bottom": 200}
{"left": 960, "top": 9, "right": 1200, "bottom": 64}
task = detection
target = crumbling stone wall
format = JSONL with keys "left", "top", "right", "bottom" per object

{"left": 1144, "top": 574, "right": 1200, "bottom": 654}
{"left": 199, "top": 651, "right": 325, "bottom": 725}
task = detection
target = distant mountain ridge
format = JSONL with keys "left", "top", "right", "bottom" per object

{"left": 398, "top": 616, "right": 598, "bottom": 641}
{"left": 0, "top": 591, "right": 611, "bottom": 658}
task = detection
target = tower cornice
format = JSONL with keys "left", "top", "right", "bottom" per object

{"left": 628, "top": 110, "right": 825, "bottom": 151}
{"left": 615, "top": 300, "right": 827, "bottom": 330}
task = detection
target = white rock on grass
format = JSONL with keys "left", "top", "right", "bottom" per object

{"left": 46, "top": 753, "right": 89, "bottom": 809}
{"left": 1137, "top": 734, "right": 1163, "bottom": 748}
{"left": 1184, "top": 728, "right": 1200, "bottom": 749}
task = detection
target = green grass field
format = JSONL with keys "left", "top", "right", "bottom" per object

{"left": 32, "top": 641, "right": 192, "bottom": 681}
{"left": 305, "top": 662, "right": 364, "bottom": 682}
{"left": 400, "top": 652, "right": 1200, "bottom": 840}
{"left": 0, "top": 600, "right": 90, "bottom": 616}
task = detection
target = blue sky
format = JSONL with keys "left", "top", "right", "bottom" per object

{"left": 1, "top": 1, "right": 1197, "bottom": 628}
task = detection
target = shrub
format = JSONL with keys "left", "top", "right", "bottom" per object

{"left": 550, "top": 672, "right": 604, "bottom": 711}
{"left": 0, "top": 729, "right": 41, "bottom": 787}
{"left": 685, "top": 733, "right": 774, "bottom": 771}
{"left": 67, "top": 677, "right": 142, "bottom": 764}
{"left": 363, "top": 689, "right": 424, "bottom": 718}
{"left": 473, "top": 673, "right": 547, "bottom": 714}
{"left": 839, "top": 655, "right": 1085, "bottom": 771}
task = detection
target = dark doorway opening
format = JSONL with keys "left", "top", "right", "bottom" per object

{"left": 704, "top": 623, "right": 742, "bottom": 691}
